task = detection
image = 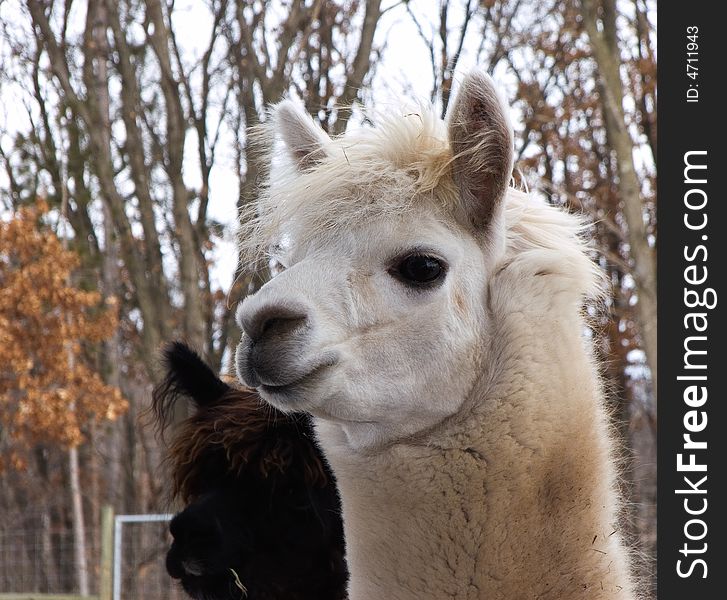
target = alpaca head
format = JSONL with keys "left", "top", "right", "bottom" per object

{"left": 152, "top": 342, "right": 347, "bottom": 600}
{"left": 236, "top": 71, "right": 514, "bottom": 449}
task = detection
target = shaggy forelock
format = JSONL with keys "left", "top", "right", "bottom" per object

{"left": 238, "top": 104, "right": 457, "bottom": 268}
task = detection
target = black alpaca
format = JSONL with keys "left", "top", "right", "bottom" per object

{"left": 152, "top": 342, "right": 348, "bottom": 600}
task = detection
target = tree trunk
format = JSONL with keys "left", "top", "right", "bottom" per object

{"left": 104, "top": 0, "right": 171, "bottom": 321}
{"left": 69, "top": 446, "right": 90, "bottom": 595}
{"left": 332, "top": 0, "right": 382, "bottom": 135}
{"left": 580, "top": 0, "right": 657, "bottom": 391}
{"left": 146, "top": 0, "right": 208, "bottom": 358}
{"left": 28, "top": 0, "right": 168, "bottom": 379}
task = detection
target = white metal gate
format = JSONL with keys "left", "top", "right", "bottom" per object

{"left": 112, "top": 513, "right": 177, "bottom": 600}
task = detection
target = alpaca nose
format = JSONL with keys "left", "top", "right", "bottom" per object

{"left": 241, "top": 303, "right": 309, "bottom": 343}
{"left": 236, "top": 301, "right": 312, "bottom": 388}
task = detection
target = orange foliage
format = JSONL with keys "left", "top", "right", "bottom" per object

{"left": 0, "top": 202, "right": 127, "bottom": 468}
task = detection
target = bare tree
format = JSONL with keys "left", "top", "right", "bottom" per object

{"left": 580, "top": 0, "right": 657, "bottom": 387}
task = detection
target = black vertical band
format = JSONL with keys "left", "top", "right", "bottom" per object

{"left": 657, "top": 4, "right": 725, "bottom": 599}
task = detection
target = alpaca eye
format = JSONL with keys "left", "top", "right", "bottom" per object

{"left": 391, "top": 254, "right": 446, "bottom": 286}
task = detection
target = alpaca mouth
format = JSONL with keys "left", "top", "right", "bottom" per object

{"left": 258, "top": 358, "right": 335, "bottom": 398}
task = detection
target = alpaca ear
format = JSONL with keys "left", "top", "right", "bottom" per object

{"left": 156, "top": 342, "right": 230, "bottom": 409}
{"left": 275, "top": 100, "right": 331, "bottom": 170}
{"left": 447, "top": 71, "right": 514, "bottom": 231}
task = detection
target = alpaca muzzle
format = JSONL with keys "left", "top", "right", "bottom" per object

{"left": 236, "top": 298, "right": 327, "bottom": 392}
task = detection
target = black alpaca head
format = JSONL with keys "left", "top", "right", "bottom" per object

{"left": 152, "top": 342, "right": 347, "bottom": 600}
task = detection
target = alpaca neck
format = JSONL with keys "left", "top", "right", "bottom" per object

{"left": 316, "top": 313, "right": 635, "bottom": 600}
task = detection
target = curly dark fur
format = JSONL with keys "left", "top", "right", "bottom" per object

{"left": 152, "top": 342, "right": 347, "bottom": 600}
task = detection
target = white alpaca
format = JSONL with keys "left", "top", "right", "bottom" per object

{"left": 235, "top": 71, "right": 637, "bottom": 600}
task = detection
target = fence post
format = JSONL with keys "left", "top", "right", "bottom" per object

{"left": 99, "top": 506, "right": 114, "bottom": 600}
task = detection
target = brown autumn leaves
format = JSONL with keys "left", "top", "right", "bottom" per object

{"left": 0, "top": 202, "right": 127, "bottom": 470}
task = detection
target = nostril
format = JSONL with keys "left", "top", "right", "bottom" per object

{"left": 260, "top": 314, "right": 306, "bottom": 339}
{"left": 246, "top": 304, "right": 308, "bottom": 342}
